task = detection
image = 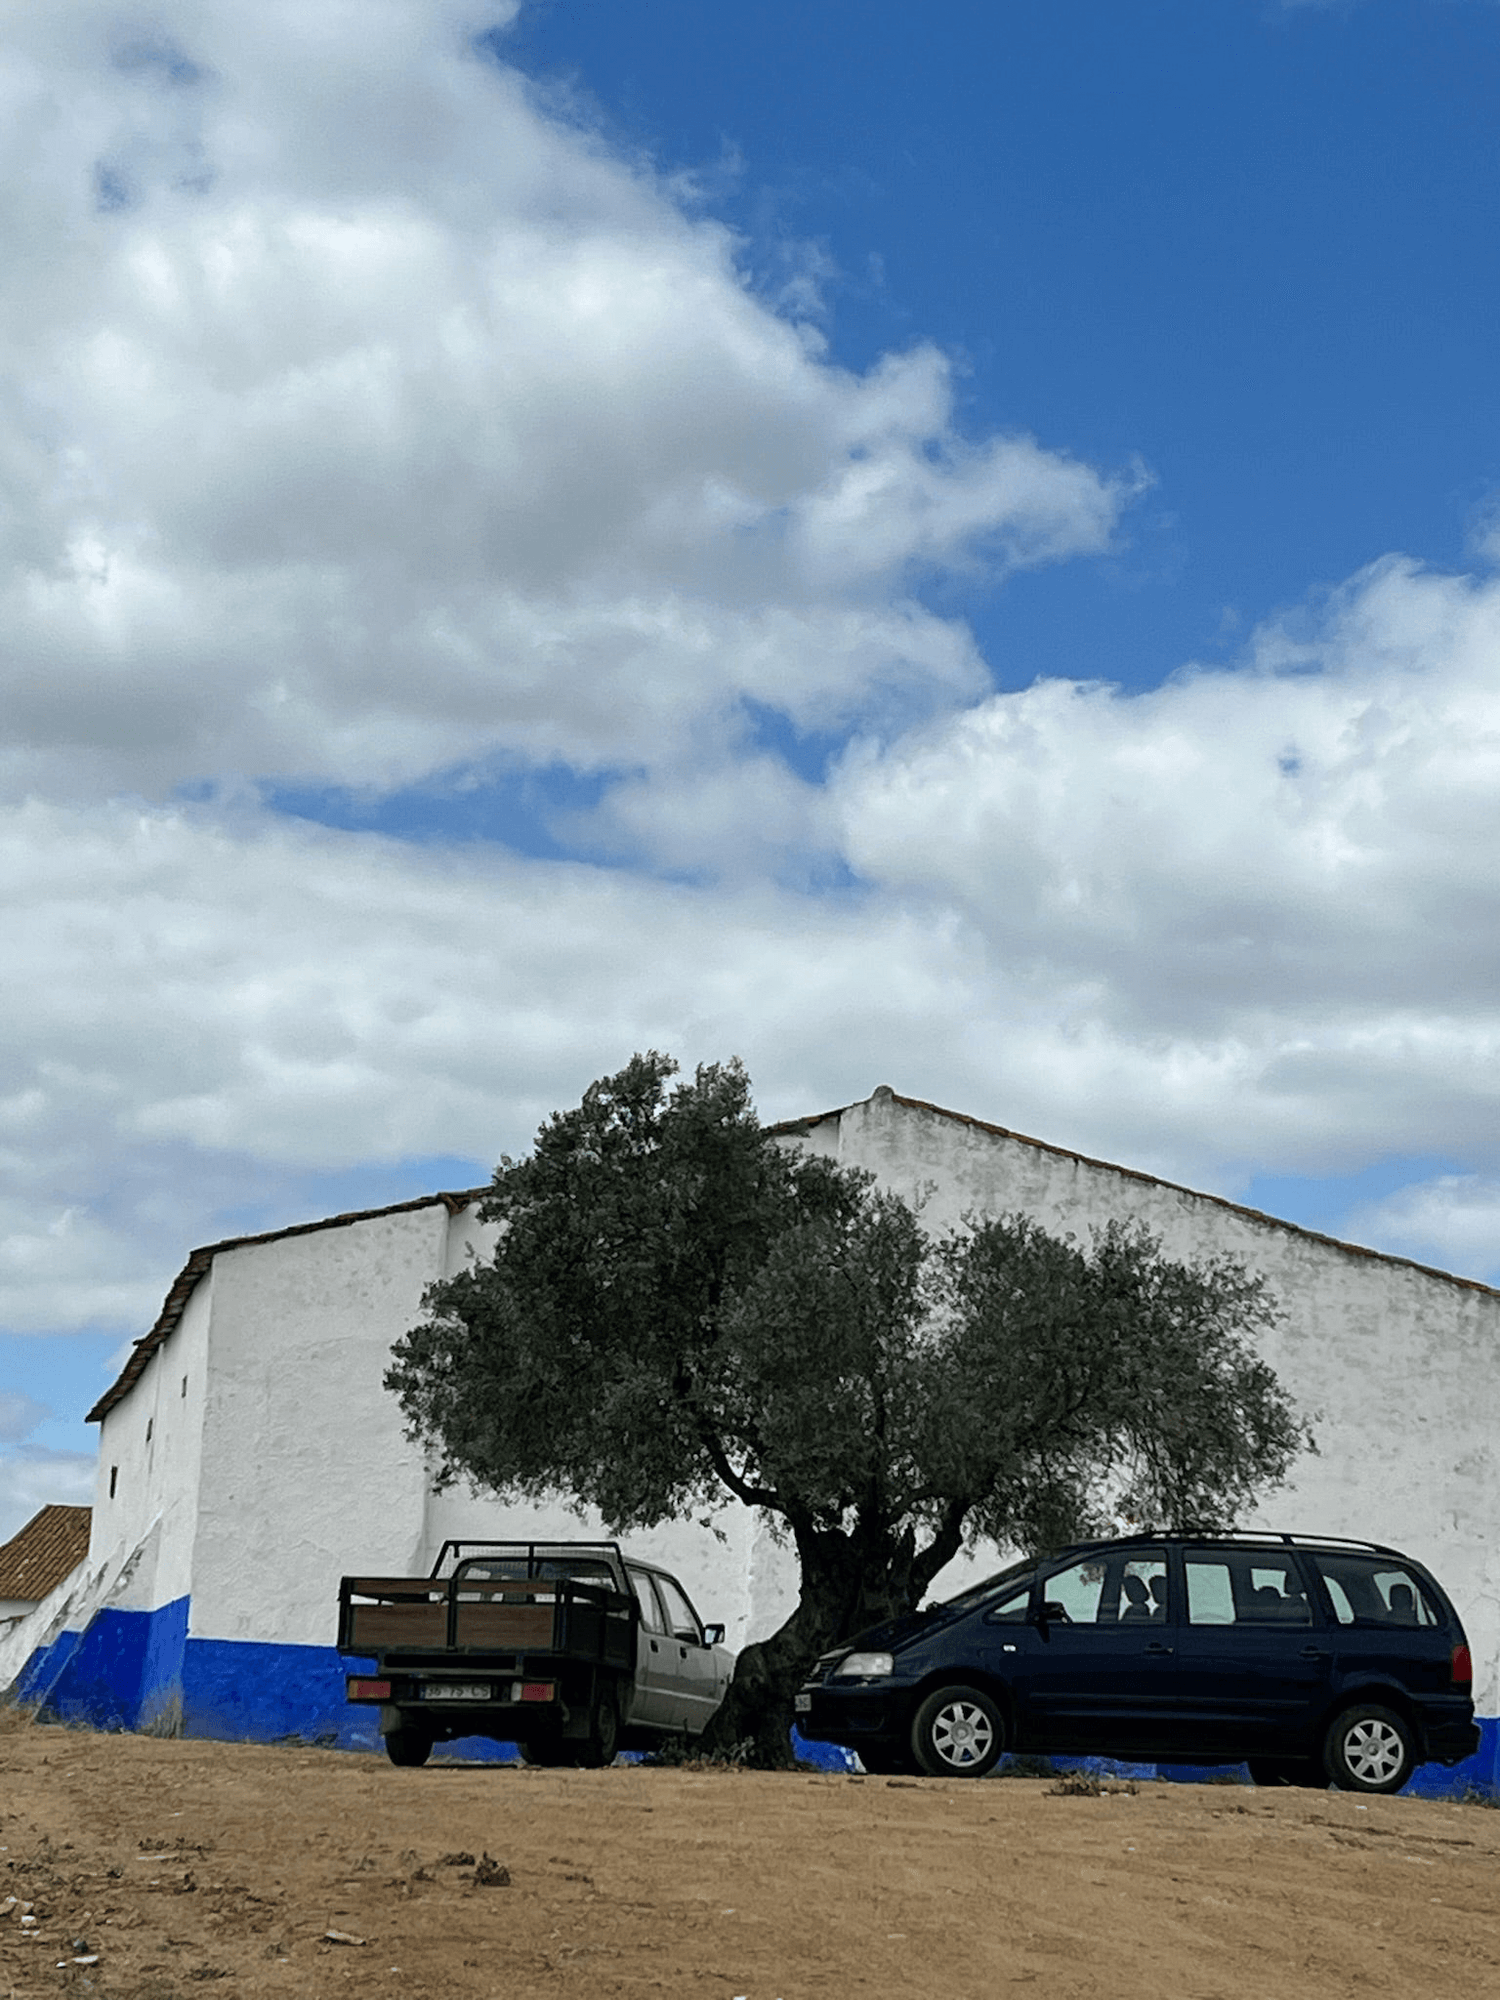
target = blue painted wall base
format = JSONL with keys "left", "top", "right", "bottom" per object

{"left": 8, "top": 1594, "right": 1499, "bottom": 1795}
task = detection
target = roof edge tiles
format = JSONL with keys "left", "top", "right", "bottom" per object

{"left": 0, "top": 1503, "right": 93, "bottom": 1603}
{"left": 86, "top": 1187, "right": 491, "bottom": 1425}
{"left": 769, "top": 1085, "right": 1500, "bottom": 1304}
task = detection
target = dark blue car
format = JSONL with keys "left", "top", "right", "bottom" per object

{"left": 795, "top": 1533, "right": 1480, "bottom": 1791}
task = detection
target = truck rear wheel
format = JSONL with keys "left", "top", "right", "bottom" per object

{"left": 384, "top": 1722, "right": 434, "bottom": 1768}
{"left": 573, "top": 1690, "right": 619, "bottom": 1768}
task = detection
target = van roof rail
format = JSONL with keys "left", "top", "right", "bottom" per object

{"left": 1052, "top": 1531, "right": 1402, "bottom": 1560}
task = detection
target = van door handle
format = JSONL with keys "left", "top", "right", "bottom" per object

{"left": 1144, "top": 1642, "right": 1174, "bottom": 1656}
{"left": 1300, "top": 1646, "right": 1328, "bottom": 1661}
{"left": 649, "top": 1638, "right": 659, "bottom": 1653}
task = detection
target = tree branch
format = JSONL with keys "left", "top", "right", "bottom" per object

{"left": 910, "top": 1497, "right": 970, "bottom": 1599}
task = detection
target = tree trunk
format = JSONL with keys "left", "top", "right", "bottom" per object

{"left": 701, "top": 1517, "right": 934, "bottom": 1768}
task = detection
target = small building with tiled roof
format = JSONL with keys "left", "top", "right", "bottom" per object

{"left": 0, "top": 1505, "right": 91, "bottom": 1619}
{"left": 1, "top": 1086, "right": 1496, "bottom": 1796}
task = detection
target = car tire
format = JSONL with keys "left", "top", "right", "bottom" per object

{"left": 573, "top": 1689, "right": 620, "bottom": 1768}
{"left": 910, "top": 1685, "right": 1006, "bottom": 1778}
{"left": 384, "top": 1722, "right": 434, "bottom": 1768}
{"left": 1323, "top": 1703, "right": 1417, "bottom": 1794}
{"left": 1246, "top": 1756, "right": 1320, "bottom": 1788}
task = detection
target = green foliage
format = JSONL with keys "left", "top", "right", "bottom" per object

{"left": 387, "top": 1052, "right": 1313, "bottom": 1762}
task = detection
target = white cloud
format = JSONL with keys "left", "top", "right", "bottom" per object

{"left": 0, "top": 1391, "right": 49, "bottom": 1445}
{"left": 0, "top": 1, "right": 1123, "bottom": 805}
{"left": 1345, "top": 1176, "right": 1500, "bottom": 1286}
{"left": 5, "top": 0, "right": 1500, "bottom": 1369}
{"left": 0, "top": 1446, "right": 96, "bottom": 1545}
{"left": 824, "top": 555, "right": 1500, "bottom": 1168}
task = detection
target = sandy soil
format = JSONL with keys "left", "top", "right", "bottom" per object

{"left": 1, "top": 1707, "right": 1498, "bottom": 2000}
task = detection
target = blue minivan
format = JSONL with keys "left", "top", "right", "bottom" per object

{"left": 795, "top": 1533, "right": 1480, "bottom": 1791}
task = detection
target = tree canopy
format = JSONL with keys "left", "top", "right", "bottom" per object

{"left": 387, "top": 1053, "right": 1313, "bottom": 1763}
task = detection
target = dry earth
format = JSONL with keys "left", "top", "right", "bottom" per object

{"left": 1, "top": 1705, "right": 1498, "bottom": 1999}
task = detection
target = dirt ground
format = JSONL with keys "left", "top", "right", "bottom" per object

{"left": 1, "top": 1707, "right": 1498, "bottom": 2000}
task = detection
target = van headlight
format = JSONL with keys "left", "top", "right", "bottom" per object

{"left": 833, "top": 1651, "right": 893, "bottom": 1679}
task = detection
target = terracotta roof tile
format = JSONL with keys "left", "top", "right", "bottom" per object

{"left": 0, "top": 1504, "right": 92, "bottom": 1603}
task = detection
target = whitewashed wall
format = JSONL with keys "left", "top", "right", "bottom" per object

{"left": 26, "top": 1085, "right": 1493, "bottom": 1771}
{"left": 92, "top": 1269, "right": 213, "bottom": 1614}
{"left": 792, "top": 1088, "right": 1500, "bottom": 1714}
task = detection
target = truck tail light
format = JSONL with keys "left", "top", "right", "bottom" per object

{"left": 519, "top": 1681, "right": 556, "bottom": 1703}
{"left": 346, "top": 1677, "right": 391, "bottom": 1702}
{"left": 1451, "top": 1644, "right": 1472, "bottom": 1690}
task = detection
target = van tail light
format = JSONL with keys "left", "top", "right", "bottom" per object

{"left": 1450, "top": 1644, "right": 1472, "bottom": 1690}
{"left": 346, "top": 1677, "right": 391, "bottom": 1702}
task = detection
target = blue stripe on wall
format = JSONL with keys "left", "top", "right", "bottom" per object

{"left": 6, "top": 1596, "right": 1498, "bottom": 1794}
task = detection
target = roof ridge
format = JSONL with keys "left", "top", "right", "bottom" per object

{"left": 86, "top": 1186, "right": 492, "bottom": 1424}
{"left": 771, "top": 1087, "right": 1500, "bottom": 1303}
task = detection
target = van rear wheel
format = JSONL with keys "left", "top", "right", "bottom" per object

{"left": 1324, "top": 1704, "right": 1417, "bottom": 1794}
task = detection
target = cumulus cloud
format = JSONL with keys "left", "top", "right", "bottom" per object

{"left": 1345, "top": 1176, "right": 1500, "bottom": 1286}
{"left": 0, "top": 1447, "right": 96, "bottom": 1546}
{"left": 5, "top": 0, "right": 1500, "bottom": 1368}
{"left": 826, "top": 555, "right": 1500, "bottom": 1165}
{"left": 0, "top": 1391, "right": 49, "bottom": 1445}
{"left": 0, "top": 0, "right": 1123, "bottom": 804}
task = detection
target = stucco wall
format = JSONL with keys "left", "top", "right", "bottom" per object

{"left": 186, "top": 1204, "right": 455, "bottom": 1648}
{"left": 792, "top": 1088, "right": 1500, "bottom": 1715}
{"left": 91, "top": 1268, "right": 212, "bottom": 1614}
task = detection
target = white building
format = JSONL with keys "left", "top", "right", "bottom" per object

{"left": 4, "top": 1087, "right": 1496, "bottom": 1793}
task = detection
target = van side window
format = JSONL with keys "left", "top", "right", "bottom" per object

{"left": 983, "top": 1586, "right": 1030, "bottom": 1624}
{"left": 1186, "top": 1555, "right": 1312, "bottom": 1626}
{"left": 1186, "top": 1560, "right": 1235, "bottom": 1625}
{"left": 1310, "top": 1554, "right": 1437, "bottom": 1628}
{"left": 1044, "top": 1552, "right": 1167, "bottom": 1624}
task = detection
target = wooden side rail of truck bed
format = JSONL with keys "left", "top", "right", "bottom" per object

{"left": 337, "top": 1572, "right": 636, "bottom": 1666}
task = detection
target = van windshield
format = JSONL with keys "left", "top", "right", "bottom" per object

{"left": 940, "top": 1558, "right": 1035, "bottom": 1611}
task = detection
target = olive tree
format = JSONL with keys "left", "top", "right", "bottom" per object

{"left": 387, "top": 1053, "right": 1312, "bottom": 1764}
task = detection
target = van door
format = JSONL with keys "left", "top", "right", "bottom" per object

{"left": 1016, "top": 1547, "right": 1177, "bottom": 1755}
{"left": 1170, "top": 1548, "right": 1332, "bottom": 1759}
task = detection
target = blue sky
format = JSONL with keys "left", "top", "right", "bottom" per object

{"left": 506, "top": 0, "right": 1500, "bottom": 691}
{"left": 3, "top": 0, "right": 1500, "bottom": 1536}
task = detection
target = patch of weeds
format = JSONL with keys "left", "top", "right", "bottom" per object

{"left": 997, "top": 1754, "right": 1057, "bottom": 1780}
{"left": 642, "top": 1738, "right": 749, "bottom": 1771}
{"left": 1048, "top": 1772, "right": 1139, "bottom": 1797}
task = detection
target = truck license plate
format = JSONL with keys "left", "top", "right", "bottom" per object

{"left": 423, "top": 1683, "right": 491, "bottom": 1702}
{"left": 794, "top": 1693, "right": 811, "bottom": 1713}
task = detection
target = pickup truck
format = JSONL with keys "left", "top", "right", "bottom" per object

{"left": 338, "top": 1540, "right": 734, "bottom": 1767}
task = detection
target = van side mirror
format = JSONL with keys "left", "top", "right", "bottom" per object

{"left": 703, "top": 1622, "right": 726, "bottom": 1646}
{"left": 1036, "top": 1600, "right": 1069, "bottom": 1625}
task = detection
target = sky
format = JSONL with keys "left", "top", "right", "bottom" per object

{"left": 4, "top": 0, "right": 1500, "bottom": 1538}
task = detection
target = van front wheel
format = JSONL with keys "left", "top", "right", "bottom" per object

{"left": 910, "top": 1686, "right": 1005, "bottom": 1778}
